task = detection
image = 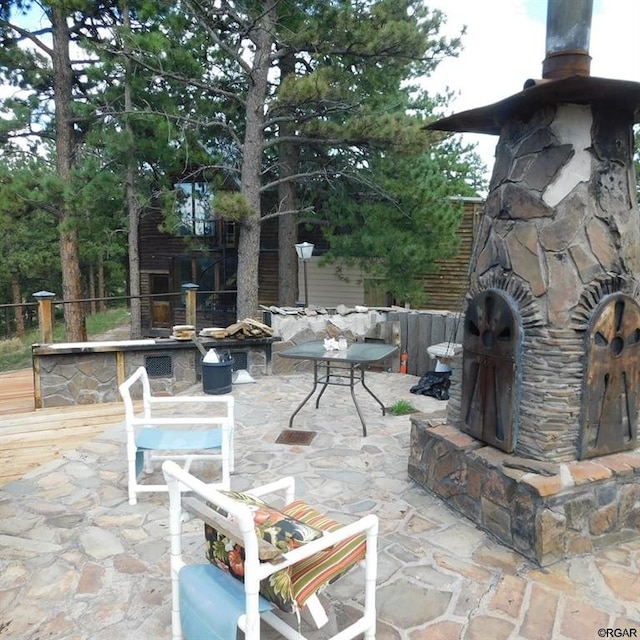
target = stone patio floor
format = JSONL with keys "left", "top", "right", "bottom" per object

{"left": 0, "top": 371, "right": 639, "bottom": 639}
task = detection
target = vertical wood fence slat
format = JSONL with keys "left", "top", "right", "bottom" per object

{"left": 393, "top": 311, "right": 464, "bottom": 376}
{"left": 406, "top": 314, "right": 421, "bottom": 376}
{"left": 431, "top": 314, "right": 446, "bottom": 346}
{"left": 416, "top": 314, "right": 432, "bottom": 376}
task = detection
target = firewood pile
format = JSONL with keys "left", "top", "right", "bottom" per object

{"left": 199, "top": 318, "right": 275, "bottom": 340}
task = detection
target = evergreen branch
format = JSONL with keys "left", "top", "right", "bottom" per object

{"left": 259, "top": 205, "right": 315, "bottom": 222}
{"left": 99, "top": 42, "right": 246, "bottom": 108}
{"left": 259, "top": 169, "right": 331, "bottom": 193}
{"left": 181, "top": 0, "right": 253, "bottom": 76}
{"left": 0, "top": 19, "right": 53, "bottom": 57}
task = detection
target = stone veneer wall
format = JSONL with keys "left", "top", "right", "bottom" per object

{"left": 449, "top": 101, "right": 640, "bottom": 462}
{"left": 34, "top": 345, "right": 199, "bottom": 407}
{"left": 32, "top": 339, "right": 274, "bottom": 407}
{"left": 409, "top": 416, "right": 640, "bottom": 566}
{"left": 270, "top": 310, "right": 399, "bottom": 374}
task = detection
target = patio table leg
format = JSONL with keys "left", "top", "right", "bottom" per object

{"left": 350, "top": 364, "right": 368, "bottom": 437}
{"left": 314, "top": 361, "right": 331, "bottom": 408}
{"left": 288, "top": 361, "right": 320, "bottom": 428}
{"left": 360, "top": 367, "right": 387, "bottom": 416}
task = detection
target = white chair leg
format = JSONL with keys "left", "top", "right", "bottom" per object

{"left": 144, "top": 450, "right": 153, "bottom": 474}
{"left": 305, "top": 594, "right": 329, "bottom": 629}
{"left": 128, "top": 457, "right": 138, "bottom": 506}
{"left": 230, "top": 423, "right": 235, "bottom": 473}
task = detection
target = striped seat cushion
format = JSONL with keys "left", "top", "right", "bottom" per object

{"left": 282, "top": 500, "right": 366, "bottom": 608}
{"left": 204, "top": 497, "right": 366, "bottom": 613}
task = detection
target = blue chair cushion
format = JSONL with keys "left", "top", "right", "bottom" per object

{"left": 135, "top": 427, "right": 222, "bottom": 477}
{"left": 136, "top": 426, "right": 222, "bottom": 451}
{"left": 179, "top": 564, "right": 273, "bottom": 640}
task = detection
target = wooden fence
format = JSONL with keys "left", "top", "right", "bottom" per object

{"left": 389, "top": 310, "right": 464, "bottom": 376}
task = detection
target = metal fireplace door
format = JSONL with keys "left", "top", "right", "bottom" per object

{"left": 461, "top": 289, "right": 522, "bottom": 453}
{"left": 581, "top": 293, "right": 640, "bottom": 459}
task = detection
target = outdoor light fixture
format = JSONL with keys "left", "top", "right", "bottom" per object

{"left": 294, "top": 242, "right": 314, "bottom": 307}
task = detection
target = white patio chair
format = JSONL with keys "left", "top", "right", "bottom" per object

{"left": 119, "top": 366, "right": 234, "bottom": 505}
{"left": 162, "top": 460, "right": 378, "bottom": 640}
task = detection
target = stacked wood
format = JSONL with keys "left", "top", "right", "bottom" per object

{"left": 200, "top": 318, "right": 274, "bottom": 340}
{"left": 172, "top": 324, "right": 196, "bottom": 340}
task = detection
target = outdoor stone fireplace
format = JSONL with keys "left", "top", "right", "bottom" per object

{"left": 409, "top": 0, "right": 640, "bottom": 564}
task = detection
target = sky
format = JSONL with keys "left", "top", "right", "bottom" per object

{"left": 422, "top": 0, "right": 640, "bottom": 189}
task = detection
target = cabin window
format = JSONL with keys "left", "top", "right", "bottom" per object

{"left": 176, "top": 257, "right": 216, "bottom": 296}
{"left": 175, "top": 182, "right": 215, "bottom": 236}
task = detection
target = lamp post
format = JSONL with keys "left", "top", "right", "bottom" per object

{"left": 294, "top": 242, "right": 314, "bottom": 307}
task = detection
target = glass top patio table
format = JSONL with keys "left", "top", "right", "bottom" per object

{"left": 278, "top": 341, "right": 398, "bottom": 436}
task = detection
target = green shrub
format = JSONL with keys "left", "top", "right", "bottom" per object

{"left": 388, "top": 399, "right": 417, "bottom": 416}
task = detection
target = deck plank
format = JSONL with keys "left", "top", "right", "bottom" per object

{"left": 0, "top": 368, "right": 36, "bottom": 414}
{"left": 0, "top": 369, "right": 125, "bottom": 487}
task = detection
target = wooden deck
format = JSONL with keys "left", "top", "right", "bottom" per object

{"left": 0, "top": 369, "right": 124, "bottom": 486}
{"left": 0, "top": 368, "right": 37, "bottom": 415}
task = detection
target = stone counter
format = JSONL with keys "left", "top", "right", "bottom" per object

{"left": 32, "top": 337, "right": 278, "bottom": 408}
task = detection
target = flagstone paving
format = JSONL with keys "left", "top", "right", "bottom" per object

{"left": 0, "top": 371, "right": 639, "bottom": 639}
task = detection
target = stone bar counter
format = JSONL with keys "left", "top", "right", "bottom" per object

{"left": 31, "top": 337, "right": 278, "bottom": 408}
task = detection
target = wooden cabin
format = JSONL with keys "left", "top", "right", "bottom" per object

{"left": 138, "top": 178, "right": 280, "bottom": 337}
{"left": 138, "top": 188, "right": 484, "bottom": 335}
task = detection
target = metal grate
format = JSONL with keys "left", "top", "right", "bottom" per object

{"left": 145, "top": 355, "right": 173, "bottom": 378}
{"left": 275, "top": 430, "right": 317, "bottom": 446}
{"left": 229, "top": 351, "right": 248, "bottom": 370}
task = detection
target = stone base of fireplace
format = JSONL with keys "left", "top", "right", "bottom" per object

{"left": 408, "top": 416, "right": 640, "bottom": 566}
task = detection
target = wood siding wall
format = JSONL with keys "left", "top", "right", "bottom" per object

{"left": 259, "top": 251, "right": 279, "bottom": 307}
{"left": 136, "top": 198, "right": 484, "bottom": 333}
{"left": 295, "top": 199, "right": 485, "bottom": 313}
{"left": 297, "top": 259, "right": 366, "bottom": 308}
{"left": 257, "top": 218, "right": 279, "bottom": 307}
{"left": 419, "top": 200, "right": 484, "bottom": 312}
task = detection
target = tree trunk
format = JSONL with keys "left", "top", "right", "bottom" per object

{"left": 278, "top": 174, "right": 298, "bottom": 307}
{"left": 98, "top": 254, "right": 106, "bottom": 311}
{"left": 277, "top": 51, "right": 299, "bottom": 307}
{"left": 126, "top": 165, "right": 141, "bottom": 337}
{"left": 236, "top": 0, "right": 277, "bottom": 321}
{"left": 89, "top": 262, "right": 97, "bottom": 315}
{"left": 123, "top": 3, "right": 142, "bottom": 339}
{"left": 11, "top": 272, "right": 25, "bottom": 339}
{"left": 51, "top": 7, "right": 86, "bottom": 341}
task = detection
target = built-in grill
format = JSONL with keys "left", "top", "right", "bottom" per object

{"left": 409, "top": 0, "right": 640, "bottom": 565}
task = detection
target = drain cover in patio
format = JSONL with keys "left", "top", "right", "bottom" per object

{"left": 275, "top": 430, "right": 317, "bottom": 446}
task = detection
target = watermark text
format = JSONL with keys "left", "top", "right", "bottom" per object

{"left": 598, "top": 629, "right": 638, "bottom": 638}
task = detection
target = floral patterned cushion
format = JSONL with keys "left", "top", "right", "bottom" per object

{"left": 204, "top": 491, "right": 324, "bottom": 611}
{"left": 204, "top": 492, "right": 367, "bottom": 613}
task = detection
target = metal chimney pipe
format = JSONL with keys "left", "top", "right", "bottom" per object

{"left": 542, "top": 0, "right": 593, "bottom": 79}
